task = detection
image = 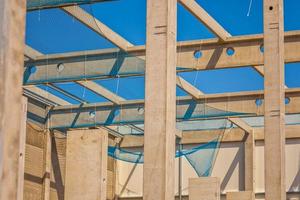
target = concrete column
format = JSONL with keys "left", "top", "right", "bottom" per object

{"left": 42, "top": 131, "right": 52, "bottom": 200}
{"left": 143, "top": 0, "right": 177, "bottom": 200}
{"left": 0, "top": 0, "right": 26, "bottom": 199}
{"left": 64, "top": 129, "right": 108, "bottom": 200}
{"left": 17, "top": 97, "right": 28, "bottom": 200}
{"left": 263, "top": 0, "right": 286, "bottom": 200}
{"left": 226, "top": 191, "right": 255, "bottom": 200}
{"left": 189, "top": 177, "right": 220, "bottom": 200}
{"left": 245, "top": 131, "right": 255, "bottom": 192}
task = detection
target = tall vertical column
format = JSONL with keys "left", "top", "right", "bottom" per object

{"left": 17, "top": 97, "right": 28, "bottom": 200}
{"left": 245, "top": 131, "right": 255, "bottom": 193}
{"left": 144, "top": 0, "right": 177, "bottom": 200}
{"left": 263, "top": 1, "right": 286, "bottom": 200}
{"left": 42, "top": 131, "right": 52, "bottom": 200}
{"left": 0, "top": 0, "right": 26, "bottom": 199}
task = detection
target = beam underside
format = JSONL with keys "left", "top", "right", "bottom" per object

{"left": 119, "top": 124, "right": 300, "bottom": 148}
{"left": 47, "top": 89, "right": 300, "bottom": 129}
{"left": 24, "top": 31, "right": 300, "bottom": 85}
{"left": 263, "top": 1, "right": 286, "bottom": 200}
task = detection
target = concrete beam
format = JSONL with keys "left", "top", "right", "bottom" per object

{"left": 119, "top": 124, "right": 300, "bottom": 148}
{"left": 25, "top": 45, "right": 123, "bottom": 106}
{"left": 61, "top": 6, "right": 133, "bottom": 51}
{"left": 179, "top": 0, "right": 231, "bottom": 41}
{"left": 176, "top": 76, "right": 204, "bottom": 98}
{"left": 47, "top": 88, "right": 300, "bottom": 129}
{"left": 143, "top": 0, "right": 177, "bottom": 199}
{"left": 24, "top": 31, "right": 300, "bottom": 85}
{"left": 0, "top": 0, "right": 26, "bottom": 199}
{"left": 263, "top": 1, "right": 286, "bottom": 200}
{"left": 253, "top": 65, "right": 264, "bottom": 76}
{"left": 228, "top": 118, "right": 253, "bottom": 133}
{"left": 23, "top": 46, "right": 72, "bottom": 106}
{"left": 24, "top": 86, "right": 71, "bottom": 106}
{"left": 24, "top": 45, "right": 43, "bottom": 60}
{"left": 253, "top": 65, "right": 288, "bottom": 88}
{"left": 77, "top": 81, "right": 125, "bottom": 104}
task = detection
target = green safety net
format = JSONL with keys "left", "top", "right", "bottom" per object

{"left": 108, "top": 119, "right": 228, "bottom": 177}
{"left": 27, "top": 0, "right": 111, "bottom": 11}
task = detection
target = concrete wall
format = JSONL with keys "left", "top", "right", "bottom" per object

{"left": 116, "top": 139, "right": 300, "bottom": 199}
{"left": 23, "top": 124, "right": 116, "bottom": 200}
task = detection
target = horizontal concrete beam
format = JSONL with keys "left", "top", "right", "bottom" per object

{"left": 26, "top": 97, "right": 48, "bottom": 128}
{"left": 24, "top": 31, "right": 300, "bottom": 85}
{"left": 228, "top": 117, "right": 253, "bottom": 133}
{"left": 47, "top": 88, "right": 300, "bottom": 129}
{"left": 120, "top": 124, "right": 300, "bottom": 148}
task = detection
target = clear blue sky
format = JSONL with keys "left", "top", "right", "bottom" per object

{"left": 26, "top": 0, "right": 300, "bottom": 104}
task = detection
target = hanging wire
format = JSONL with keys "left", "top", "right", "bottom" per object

{"left": 193, "top": 71, "right": 199, "bottom": 87}
{"left": 247, "top": 0, "right": 253, "bottom": 17}
{"left": 193, "top": 40, "right": 203, "bottom": 87}
{"left": 38, "top": 0, "right": 41, "bottom": 21}
{"left": 116, "top": 75, "right": 120, "bottom": 95}
{"left": 88, "top": 3, "right": 105, "bottom": 38}
{"left": 93, "top": 102, "right": 97, "bottom": 128}
{"left": 82, "top": 51, "right": 87, "bottom": 99}
{"left": 116, "top": 74, "right": 122, "bottom": 132}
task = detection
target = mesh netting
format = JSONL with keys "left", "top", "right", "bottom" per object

{"left": 108, "top": 120, "right": 227, "bottom": 177}
{"left": 181, "top": 140, "right": 221, "bottom": 176}
{"left": 108, "top": 138, "right": 221, "bottom": 177}
{"left": 27, "top": 0, "right": 109, "bottom": 10}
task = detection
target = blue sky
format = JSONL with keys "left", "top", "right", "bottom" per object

{"left": 26, "top": 0, "right": 300, "bottom": 103}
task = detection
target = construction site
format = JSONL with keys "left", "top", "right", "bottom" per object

{"left": 0, "top": 0, "right": 300, "bottom": 200}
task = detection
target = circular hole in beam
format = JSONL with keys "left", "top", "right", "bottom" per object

{"left": 260, "top": 44, "right": 264, "bottom": 53}
{"left": 226, "top": 47, "right": 235, "bottom": 56}
{"left": 137, "top": 107, "right": 144, "bottom": 115}
{"left": 255, "top": 99, "right": 263, "bottom": 106}
{"left": 138, "top": 107, "right": 145, "bottom": 115}
{"left": 57, "top": 63, "right": 65, "bottom": 72}
{"left": 89, "top": 111, "right": 96, "bottom": 119}
{"left": 193, "top": 50, "right": 203, "bottom": 59}
{"left": 285, "top": 97, "right": 291, "bottom": 105}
